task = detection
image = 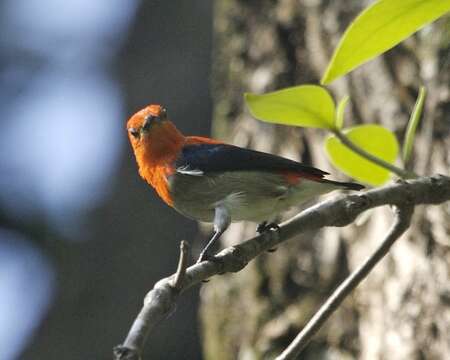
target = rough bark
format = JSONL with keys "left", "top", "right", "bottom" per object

{"left": 201, "top": 1, "right": 450, "bottom": 359}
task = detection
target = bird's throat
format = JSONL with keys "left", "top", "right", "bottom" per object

{"left": 133, "top": 121, "right": 184, "bottom": 205}
{"left": 138, "top": 122, "right": 184, "bottom": 165}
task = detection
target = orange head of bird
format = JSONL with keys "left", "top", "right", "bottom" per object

{"left": 127, "top": 104, "right": 168, "bottom": 144}
{"left": 126, "top": 104, "right": 184, "bottom": 166}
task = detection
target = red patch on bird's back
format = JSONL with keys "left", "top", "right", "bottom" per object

{"left": 282, "top": 171, "right": 323, "bottom": 185}
{"left": 185, "top": 136, "right": 224, "bottom": 145}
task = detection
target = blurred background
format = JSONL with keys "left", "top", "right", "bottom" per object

{"left": 2, "top": 1, "right": 449, "bottom": 359}
{"left": 0, "top": 1, "right": 212, "bottom": 359}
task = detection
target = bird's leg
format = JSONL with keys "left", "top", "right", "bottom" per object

{"left": 197, "top": 205, "right": 231, "bottom": 263}
{"left": 256, "top": 221, "right": 280, "bottom": 253}
{"left": 197, "top": 230, "right": 224, "bottom": 264}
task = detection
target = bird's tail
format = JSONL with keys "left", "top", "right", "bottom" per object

{"left": 320, "top": 179, "right": 365, "bottom": 191}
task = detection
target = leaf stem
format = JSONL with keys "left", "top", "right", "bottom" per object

{"left": 332, "top": 129, "right": 417, "bottom": 179}
{"left": 403, "top": 86, "right": 426, "bottom": 168}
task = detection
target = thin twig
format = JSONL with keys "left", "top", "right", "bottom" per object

{"left": 275, "top": 205, "right": 414, "bottom": 360}
{"left": 113, "top": 241, "right": 190, "bottom": 360}
{"left": 113, "top": 175, "right": 450, "bottom": 359}
{"left": 332, "top": 129, "right": 417, "bottom": 179}
{"left": 171, "top": 240, "right": 190, "bottom": 289}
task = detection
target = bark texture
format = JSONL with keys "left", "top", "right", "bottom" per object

{"left": 201, "top": 1, "right": 450, "bottom": 359}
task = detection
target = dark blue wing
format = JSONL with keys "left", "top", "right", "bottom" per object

{"left": 175, "top": 143, "right": 328, "bottom": 177}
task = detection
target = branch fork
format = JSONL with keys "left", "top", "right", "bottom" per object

{"left": 114, "top": 175, "right": 450, "bottom": 359}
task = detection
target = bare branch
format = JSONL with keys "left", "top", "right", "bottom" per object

{"left": 113, "top": 241, "right": 189, "bottom": 360}
{"left": 171, "top": 240, "right": 190, "bottom": 289}
{"left": 275, "top": 205, "right": 414, "bottom": 360}
{"left": 113, "top": 175, "right": 450, "bottom": 359}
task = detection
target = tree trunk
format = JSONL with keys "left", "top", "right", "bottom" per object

{"left": 200, "top": 1, "right": 450, "bottom": 359}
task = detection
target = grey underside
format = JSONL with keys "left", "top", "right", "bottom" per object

{"left": 168, "top": 170, "right": 340, "bottom": 223}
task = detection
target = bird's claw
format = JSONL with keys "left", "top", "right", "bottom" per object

{"left": 197, "top": 252, "right": 224, "bottom": 265}
{"left": 196, "top": 251, "right": 212, "bottom": 264}
{"left": 196, "top": 253, "right": 225, "bottom": 282}
{"left": 257, "top": 221, "right": 280, "bottom": 253}
{"left": 256, "top": 221, "right": 280, "bottom": 234}
{"left": 196, "top": 252, "right": 211, "bottom": 282}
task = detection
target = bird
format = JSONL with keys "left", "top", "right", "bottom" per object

{"left": 127, "top": 104, "right": 364, "bottom": 263}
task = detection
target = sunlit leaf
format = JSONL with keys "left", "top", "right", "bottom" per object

{"left": 325, "top": 125, "right": 399, "bottom": 185}
{"left": 335, "top": 95, "right": 350, "bottom": 130}
{"left": 245, "top": 85, "right": 335, "bottom": 129}
{"left": 403, "top": 86, "right": 426, "bottom": 164}
{"left": 322, "top": 0, "right": 450, "bottom": 84}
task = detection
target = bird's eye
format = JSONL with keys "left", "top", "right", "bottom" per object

{"left": 129, "top": 128, "right": 140, "bottom": 139}
{"left": 143, "top": 115, "right": 157, "bottom": 131}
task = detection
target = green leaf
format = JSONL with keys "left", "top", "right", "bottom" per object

{"left": 403, "top": 86, "right": 426, "bottom": 164}
{"left": 335, "top": 95, "right": 350, "bottom": 130}
{"left": 325, "top": 125, "right": 399, "bottom": 185}
{"left": 245, "top": 85, "right": 335, "bottom": 129}
{"left": 322, "top": 0, "right": 450, "bottom": 84}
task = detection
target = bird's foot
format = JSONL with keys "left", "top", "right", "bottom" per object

{"left": 196, "top": 252, "right": 211, "bottom": 282}
{"left": 256, "top": 221, "right": 280, "bottom": 234}
{"left": 197, "top": 252, "right": 224, "bottom": 266}
{"left": 256, "top": 221, "right": 280, "bottom": 253}
{"left": 196, "top": 250, "right": 211, "bottom": 264}
{"left": 196, "top": 252, "right": 225, "bottom": 282}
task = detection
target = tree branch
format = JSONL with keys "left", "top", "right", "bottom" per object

{"left": 113, "top": 241, "right": 189, "bottom": 360}
{"left": 113, "top": 175, "right": 450, "bottom": 359}
{"left": 171, "top": 240, "right": 190, "bottom": 289}
{"left": 275, "top": 205, "right": 413, "bottom": 360}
